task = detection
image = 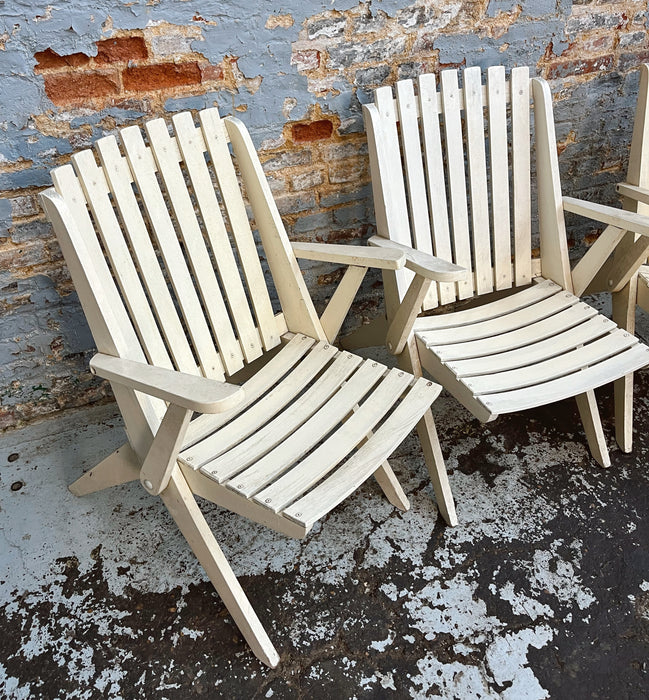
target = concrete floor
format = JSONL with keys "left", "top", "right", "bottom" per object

{"left": 3, "top": 310, "right": 649, "bottom": 698}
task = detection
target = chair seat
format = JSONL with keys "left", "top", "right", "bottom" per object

{"left": 414, "top": 278, "right": 649, "bottom": 420}
{"left": 178, "top": 334, "right": 440, "bottom": 531}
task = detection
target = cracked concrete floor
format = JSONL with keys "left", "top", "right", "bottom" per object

{"left": 3, "top": 328, "right": 649, "bottom": 698}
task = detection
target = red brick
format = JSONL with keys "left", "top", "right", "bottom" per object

{"left": 95, "top": 36, "right": 148, "bottom": 64}
{"left": 34, "top": 48, "right": 90, "bottom": 72}
{"left": 122, "top": 62, "right": 201, "bottom": 92}
{"left": 200, "top": 63, "right": 224, "bottom": 82}
{"left": 292, "top": 119, "right": 334, "bottom": 142}
{"left": 546, "top": 54, "right": 614, "bottom": 79}
{"left": 291, "top": 49, "right": 320, "bottom": 71}
{"left": 44, "top": 70, "right": 120, "bottom": 105}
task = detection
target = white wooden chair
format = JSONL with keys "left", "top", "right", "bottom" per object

{"left": 363, "top": 65, "right": 649, "bottom": 468}
{"left": 40, "top": 108, "right": 460, "bottom": 667}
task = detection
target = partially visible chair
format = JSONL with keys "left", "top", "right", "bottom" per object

{"left": 363, "top": 65, "right": 649, "bottom": 467}
{"left": 40, "top": 108, "right": 462, "bottom": 666}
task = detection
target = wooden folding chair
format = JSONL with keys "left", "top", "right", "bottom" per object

{"left": 40, "top": 107, "right": 458, "bottom": 667}
{"left": 363, "top": 65, "right": 649, "bottom": 467}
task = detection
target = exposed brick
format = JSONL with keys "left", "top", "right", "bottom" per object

{"left": 619, "top": 31, "right": 649, "bottom": 50}
{"left": 329, "top": 159, "right": 366, "bottom": 184}
{"left": 306, "top": 15, "right": 346, "bottom": 40}
{"left": 290, "top": 170, "right": 324, "bottom": 190}
{"left": 546, "top": 54, "right": 615, "bottom": 79}
{"left": 619, "top": 51, "right": 649, "bottom": 74}
{"left": 95, "top": 36, "right": 148, "bottom": 63}
{"left": 274, "top": 192, "right": 316, "bottom": 215}
{"left": 291, "top": 49, "right": 320, "bottom": 72}
{"left": 123, "top": 62, "right": 201, "bottom": 92}
{"left": 354, "top": 65, "right": 391, "bottom": 87}
{"left": 293, "top": 211, "right": 333, "bottom": 234}
{"left": 321, "top": 141, "right": 368, "bottom": 161}
{"left": 10, "top": 195, "right": 39, "bottom": 219}
{"left": 200, "top": 63, "right": 224, "bottom": 82}
{"left": 292, "top": 119, "right": 334, "bottom": 142}
{"left": 565, "top": 11, "right": 625, "bottom": 34}
{"left": 328, "top": 37, "right": 408, "bottom": 69}
{"left": 262, "top": 150, "right": 312, "bottom": 171}
{"left": 34, "top": 48, "right": 90, "bottom": 72}
{"left": 44, "top": 70, "right": 120, "bottom": 105}
{"left": 150, "top": 33, "right": 196, "bottom": 58}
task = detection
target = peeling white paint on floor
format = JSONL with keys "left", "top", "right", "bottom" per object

{"left": 2, "top": 350, "right": 649, "bottom": 697}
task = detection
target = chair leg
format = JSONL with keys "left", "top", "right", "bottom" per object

{"left": 575, "top": 391, "right": 611, "bottom": 468}
{"left": 161, "top": 468, "right": 280, "bottom": 668}
{"left": 612, "top": 279, "right": 638, "bottom": 452}
{"left": 614, "top": 374, "right": 634, "bottom": 453}
{"left": 398, "top": 337, "right": 458, "bottom": 527}
{"left": 69, "top": 442, "right": 140, "bottom": 496}
{"left": 373, "top": 461, "right": 410, "bottom": 511}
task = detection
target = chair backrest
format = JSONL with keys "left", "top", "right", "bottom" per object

{"left": 365, "top": 65, "right": 542, "bottom": 310}
{"left": 40, "top": 108, "right": 324, "bottom": 444}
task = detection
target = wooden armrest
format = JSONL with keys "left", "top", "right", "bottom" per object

{"left": 89, "top": 354, "right": 244, "bottom": 414}
{"left": 562, "top": 196, "right": 649, "bottom": 237}
{"left": 291, "top": 241, "right": 405, "bottom": 269}
{"left": 368, "top": 236, "right": 468, "bottom": 281}
{"left": 616, "top": 182, "right": 649, "bottom": 206}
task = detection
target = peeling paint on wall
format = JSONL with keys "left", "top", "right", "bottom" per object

{"left": 0, "top": 0, "right": 648, "bottom": 429}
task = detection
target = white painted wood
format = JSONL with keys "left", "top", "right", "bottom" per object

{"left": 161, "top": 469, "right": 280, "bottom": 668}
{"left": 418, "top": 72, "right": 455, "bottom": 305}
{"left": 572, "top": 225, "right": 627, "bottom": 297}
{"left": 575, "top": 391, "right": 610, "bottom": 468}
{"left": 252, "top": 369, "right": 414, "bottom": 511}
{"left": 68, "top": 443, "right": 140, "bottom": 496}
{"left": 463, "top": 66, "right": 493, "bottom": 295}
{"left": 440, "top": 69, "right": 474, "bottom": 299}
{"left": 563, "top": 196, "right": 649, "bottom": 237}
{"left": 89, "top": 353, "right": 244, "bottom": 413}
{"left": 421, "top": 290, "right": 578, "bottom": 346}
{"left": 184, "top": 334, "right": 315, "bottom": 447}
{"left": 448, "top": 314, "right": 615, "bottom": 376}
{"left": 479, "top": 343, "right": 649, "bottom": 415}
{"left": 386, "top": 274, "right": 432, "bottom": 355}
{"left": 414, "top": 278, "right": 560, "bottom": 331}
{"left": 200, "top": 109, "right": 281, "bottom": 349}
{"left": 71, "top": 149, "right": 173, "bottom": 371}
{"left": 172, "top": 111, "right": 265, "bottom": 364}
{"left": 466, "top": 329, "right": 638, "bottom": 395}
{"left": 282, "top": 377, "right": 440, "bottom": 529}
{"left": 425, "top": 301, "right": 599, "bottom": 362}
{"left": 395, "top": 80, "right": 435, "bottom": 264}
{"left": 206, "top": 359, "right": 386, "bottom": 488}
{"left": 369, "top": 235, "right": 467, "bottom": 281}
{"left": 487, "top": 65, "right": 512, "bottom": 290}
{"left": 224, "top": 115, "right": 325, "bottom": 340}
{"left": 145, "top": 118, "right": 246, "bottom": 376}
{"left": 511, "top": 66, "right": 532, "bottom": 287}
{"left": 120, "top": 124, "right": 225, "bottom": 379}
{"left": 397, "top": 337, "right": 457, "bottom": 526}
{"left": 94, "top": 135, "right": 199, "bottom": 376}
{"left": 616, "top": 182, "right": 649, "bottom": 206}
{"left": 140, "top": 403, "right": 193, "bottom": 495}
{"left": 531, "top": 77, "right": 573, "bottom": 292}
{"left": 320, "top": 265, "right": 367, "bottom": 343}
{"left": 637, "top": 266, "right": 649, "bottom": 310}
{"left": 184, "top": 342, "right": 340, "bottom": 467}
{"left": 373, "top": 460, "right": 410, "bottom": 511}
{"left": 291, "top": 241, "right": 404, "bottom": 268}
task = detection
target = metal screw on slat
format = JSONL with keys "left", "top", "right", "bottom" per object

{"left": 324, "top": 345, "right": 329, "bottom": 349}
{"left": 372, "top": 363, "right": 377, "bottom": 367}
{"left": 185, "top": 456, "right": 193, "bottom": 461}
{"left": 427, "top": 382, "right": 432, "bottom": 386}
{"left": 295, "top": 512, "right": 302, "bottom": 517}
{"left": 265, "top": 498, "right": 271, "bottom": 503}
{"left": 237, "top": 484, "right": 244, "bottom": 489}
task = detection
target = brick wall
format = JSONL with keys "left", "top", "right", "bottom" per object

{"left": 0, "top": 0, "right": 648, "bottom": 430}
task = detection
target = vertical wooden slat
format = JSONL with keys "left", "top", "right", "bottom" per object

{"left": 511, "top": 66, "right": 532, "bottom": 286}
{"left": 440, "top": 69, "right": 474, "bottom": 299}
{"left": 172, "top": 112, "right": 265, "bottom": 362}
{"left": 198, "top": 108, "right": 279, "bottom": 352}
{"left": 95, "top": 135, "right": 199, "bottom": 376}
{"left": 371, "top": 87, "right": 415, "bottom": 302}
{"left": 120, "top": 124, "right": 225, "bottom": 380}
{"left": 418, "top": 73, "right": 455, "bottom": 306}
{"left": 71, "top": 149, "right": 174, "bottom": 371}
{"left": 395, "top": 79, "right": 439, "bottom": 310}
{"left": 463, "top": 66, "right": 493, "bottom": 295}
{"left": 144, "top": 118, "right": 245, "bottom": 376}
{"left": 487, "top": 65, "right": 512, "bottom": 290}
